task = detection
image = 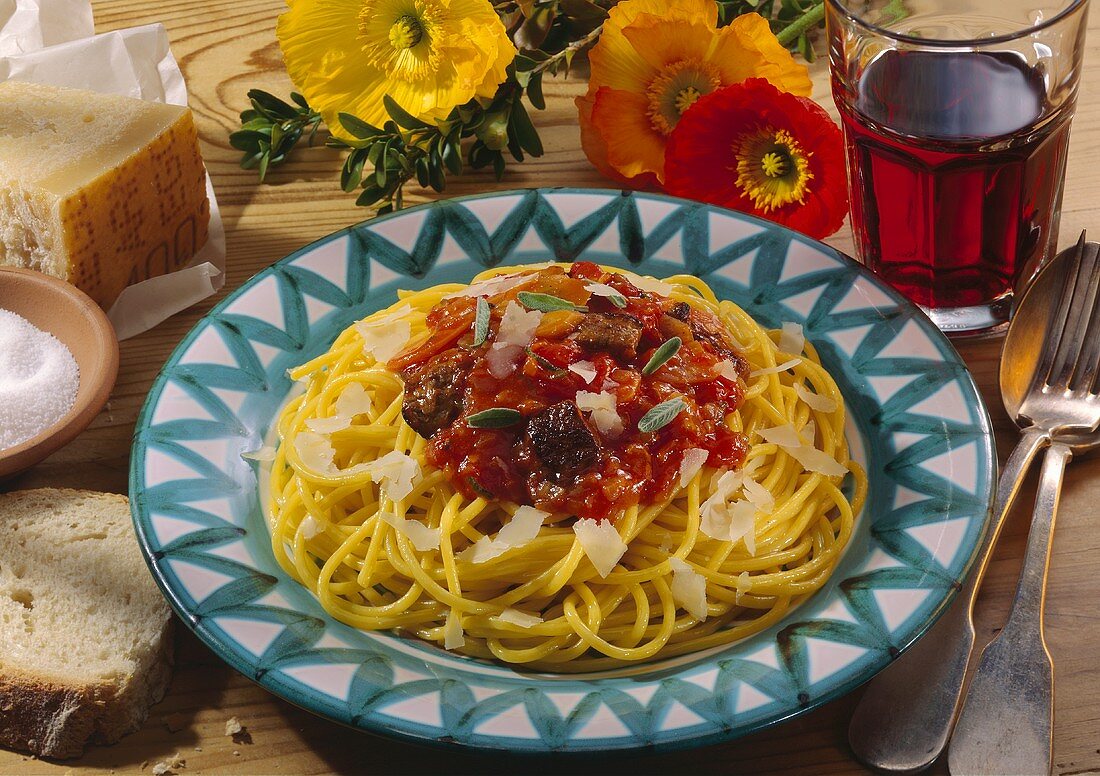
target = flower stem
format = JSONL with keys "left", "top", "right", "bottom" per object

{"left": 532, "top": 24, "right": 604, "bottom": 75}
{"left": 776, "top": 1, "right": 826, "bottom": 47}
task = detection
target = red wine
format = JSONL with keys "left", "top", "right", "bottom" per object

{"left": 835, "top": 50, "right": 1072, "bottom": 313}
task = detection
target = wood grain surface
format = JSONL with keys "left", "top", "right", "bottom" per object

{"left": 2, "top": 1, "right": 1099, "bottom": 773}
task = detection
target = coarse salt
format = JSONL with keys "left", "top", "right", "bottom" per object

{"left": 0, "top": 309, "right": 79, "bottom": 451}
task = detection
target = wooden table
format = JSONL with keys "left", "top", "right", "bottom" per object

{"left": 3, "top": 1, "right": 1099, "bottom": 773}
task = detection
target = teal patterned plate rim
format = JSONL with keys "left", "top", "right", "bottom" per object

{"left": 130, "top": 188, "right": 996, "bottom": 753}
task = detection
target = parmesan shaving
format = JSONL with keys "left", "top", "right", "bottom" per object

{"left": 788, "top": 446, "right": 850, "bottom": 477}
{"left": 620, "top": 271, "right": 674, "bottom": 296}
{"left": 758, "top": 424, "right": 804, "bottom": 448}
{"left": 573, "top": 518, "right": 628, "bottom": 578}
{"left": 300, "top": 515, "right": 323, "bottom": 540}
{"left": 493, "top": 608, "right": 544, "bottom": 628}
{"left": 669, "top": 558, "right": 708, "bottom": 620}
{"left": 715, "top": 360, "right": 742, "bottom": 381}
{"left": 458, "top": 506, "right": 549, "bottom": 563}
{"left": 795, "top": 383, "right": 837, "bottom": 413}
{"left": 584, "top": 282, "right": 623, "bottom": 299}
{"left": 728, "top": 500, "right": 757, "bottom": 555}
{"left": 355, "top": 305, "right": 413, "bottom": 362}
{"left": 568, "top": 360, "right": 598, "bottom": 384}
{"left": 742, "top": 478, "right": 775, "bottom": 514}
{"left": 679, "top": 448, "right": 709, "bottom": 487}
{"left": 496, "top": 301, "right": 543, "bottom": 346}
{"left": 294, "top": 431, "right": 335, "bottom": 473}
{"left": 442, "top": 272, "right": 534, "bottom": 299}
{"left": 759, "top": 424, "right": 848, "bottom": 477}
{"left": 778, "top": 322, "right": 805, "bottom": 355}
{"left": 735, "top": 571, "right": 752, "bottom": 602}
{"left": 575, "top": 391, "right": 624, "bottom": 437}
{"left": 487, "top": 342, "right": 523, "bottom": 378}
{"left": 749, "top": 358, "right": 802, "bottom": 378}
{"left": 365, "top": 451, "right": 421, "bottom": 502}
{"left": 379, "top": 511, "right": 441, "bottom": 551}
{"left": 306, "top": 415, "right": 350, "bottom": 434}
{"left": 443, "top": 609, "right": 465, "bottom": 650}
{"left": 241, "top": 445, "right": 276, "bottom": 462}
{"left": 334, "top": 382, "right": 372, "bottom": 419}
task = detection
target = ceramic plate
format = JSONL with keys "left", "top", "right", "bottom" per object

{"left": 131, "top": 189, "right": 995, "bottom": 752}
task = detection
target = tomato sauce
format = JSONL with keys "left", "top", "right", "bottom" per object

{"left": 390, "top": 263, "right": 749, "bottom": 520}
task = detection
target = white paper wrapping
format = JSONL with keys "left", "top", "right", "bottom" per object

{"left": 0, "top": 2, "right": 227, "bottom": 340}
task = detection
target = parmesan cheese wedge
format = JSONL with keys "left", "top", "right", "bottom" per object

{"left": 0, "top": 82, "right": 210, "bottom": 308}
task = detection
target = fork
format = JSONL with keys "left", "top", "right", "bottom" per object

{"left": 948, "top": 240, "right": 1100, "bottom": 776}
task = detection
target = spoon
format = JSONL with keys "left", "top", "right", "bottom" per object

{"left": 848, "top": 234, "right": 1100, "bottom": 773}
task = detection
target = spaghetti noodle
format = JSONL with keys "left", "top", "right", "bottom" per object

{"left": 266, "top": 263, "right": 866, "bottom": 671}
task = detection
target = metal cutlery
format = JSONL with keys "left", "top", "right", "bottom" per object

{"left": 849, "top": 234, "right": 1100, "bottom": 774}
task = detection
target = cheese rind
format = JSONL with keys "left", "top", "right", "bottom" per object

{"left": 0, "top": 81, "right": 210, "bottom": 308}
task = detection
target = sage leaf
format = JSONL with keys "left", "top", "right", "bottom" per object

{"left": 473, "top": 297, "right": 490, "bottom": 346}
{"left": 526, "top": 348, "right": 564, "bottom": 373}
{"left": 638, "top": 397, "right": 686, "bottom": 433}
{"left": 517, "top": 292, "right": 583, "bottom": 313}
{"left": 642, "top": 337, "right": 682, "bottom": 376}
{"left": 467, "top": 408, "right": 523, "bottom": 428}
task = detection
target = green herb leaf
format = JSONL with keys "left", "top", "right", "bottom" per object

{"left": 607, "top": 292, "right": 628, "bottom": 308}
{"left": 339, "top": 112, "right": 382, "bottom": 139}
{"left": 526, "top": 347, "right": 565, "bottom": 373}
{"left": 467, "top": 408, "right": 523, "bottom": 428}
{"left": 473, "top": 297, "right": 490, "bottom": 346}
{"left": 517, "top": 291, "right": 583, "bottom": 313}
{"left": 466, "top": 476, "right": 495, "bottom": 499}
{"left": 642, "top": 337, "right": 682, "bottom": 376}
{"left": 638, "top": 397, "right": 686, "bottom": 433}
{"left": 383, "top": 94, "right": 431, "bottom": 130}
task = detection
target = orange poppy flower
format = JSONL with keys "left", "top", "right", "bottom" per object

{"left": 576, "top": 0, "right": 812, "bottom": 187}
{"left": 664, "top": 79, "right": 849, "bottom": 239}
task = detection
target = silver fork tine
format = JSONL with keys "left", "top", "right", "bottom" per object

{"left": 1046, "top": 235, "right": 1100, "bottom": 390}
{"left": 1032, "top": 232, "right": 1086, "bottom": 392}
{"left": 1071, "top": 242, "right": 1100, "bottom": 395}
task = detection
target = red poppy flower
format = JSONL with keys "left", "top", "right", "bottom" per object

{"left": 663, "top": 78, "right": 849, "bottom": 239}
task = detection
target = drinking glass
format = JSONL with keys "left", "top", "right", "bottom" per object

{"left": 826, "top": 0, "right": 1090, "bottom": 335}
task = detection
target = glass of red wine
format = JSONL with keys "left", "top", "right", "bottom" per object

{"left": 826, "top": 0, "right": 1089, "bottom": 336}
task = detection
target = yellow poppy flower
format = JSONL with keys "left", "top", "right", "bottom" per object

{"left": 576, "top": 0, "right": 812, "bottom": 186}
{"left": 277, "top": 0, "right": 516, "bottom": 141}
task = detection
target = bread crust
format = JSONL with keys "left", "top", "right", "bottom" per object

{"left": 0, "top": 489, "right": 175, "bottom": 759}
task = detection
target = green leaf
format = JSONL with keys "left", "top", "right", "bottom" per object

{"left": 341, "top": 151, "right": 366, "bottom": 192}
{"left": 638, "top": 397, "right": 686, "bottom": 433}
{"left": 466, "top": 476, "right": 495, "bottom": 499}
{"left": 517, "top": 292, "right": 583, "bottom": 313}
{"left": 415, "top": 156, "right": 431, "bottom": 188}
{"left": 473, "top": 297, "right": 490, "bottom": 346}
{"left": 510, "top": 99, "right": 544, "bottom": 157}
{"left": 427, "top": 148, "right": 446, "bottom": 192}
{"left": 442, "top": 137, "right": 463, "bottom": 175}
{"left": 339, "top": 112, "right": 383, "bottom": 139}
{"left": 383, "top": 94, "right": 431, "bottom": 129}
{"left": 642, "top": 337, "right": 682, "bottom": 376}
{"left": 526, "top": 73, "right": 545, "bottom": 111}
{"left": 492, "top": 151, "right": 506, "bottom": 180}
{"left": 467, "top": 408, "right": 523, "bottom": 429}
{"left": 526, "top": 348, "right": 565, "bottom": 374}
{"left": 248, "top": 89, "right": 297, "bottom": 119}
{"left": 355, "top": 184, "right": 386, "bottom": 207}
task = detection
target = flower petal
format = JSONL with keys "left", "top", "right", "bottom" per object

{"left": 709, "top": 13, "right": 813, "bottom": 97}
{"left": 590, "top": 87, "right": 669, "bottom": 183}
{"left": 664, "top": 79, "right": 849, "bottom": 239}
{"left": 577, "top": 92, "right": 663, "bottom": 190}
{"left": 620, "top": 16, "right": 715, "bottom": 73}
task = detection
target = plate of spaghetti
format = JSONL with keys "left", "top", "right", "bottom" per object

{"left": 131, "top": 189, "right": 995, "bottom": 752}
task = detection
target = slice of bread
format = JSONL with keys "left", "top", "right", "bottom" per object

{"left": 0, "top": 489, "right": 173, "bottom": 759}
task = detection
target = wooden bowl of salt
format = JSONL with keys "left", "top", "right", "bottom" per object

{"left": 0, "top": 268, "right": 119, "bottom": 480}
